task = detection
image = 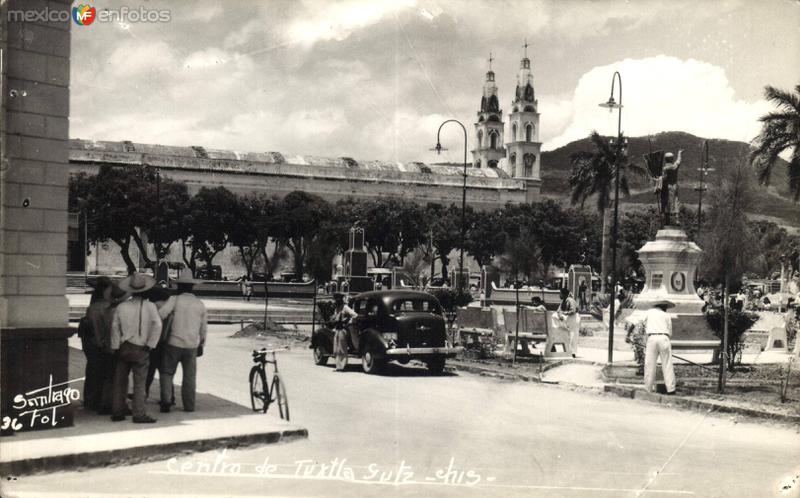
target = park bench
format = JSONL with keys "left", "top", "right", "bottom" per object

{"left": 503, "top": 308, "right": 572, "bottom": 359}
{"left": 456, "top": 307, "right": 498, "bottom": 348}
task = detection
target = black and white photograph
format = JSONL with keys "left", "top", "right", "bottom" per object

{"left": 0, "top": 0, "right": 799, "bottom": 496}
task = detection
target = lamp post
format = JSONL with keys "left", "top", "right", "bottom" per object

{"left": 694, "top": 140, "right": 714, "bottom": 238}
{"left": 432, "top": 119, "right": 468, "bottom": 298}
{"left": 598, "top": 71, "right": 623, "bottom": 365}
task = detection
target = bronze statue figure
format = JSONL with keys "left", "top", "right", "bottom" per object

{"left": 643, "top": 149, "right": 683, "bottom": 227}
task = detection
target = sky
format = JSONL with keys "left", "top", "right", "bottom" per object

{"left": 69, "top": 0, "right": 800, "bottom": 165}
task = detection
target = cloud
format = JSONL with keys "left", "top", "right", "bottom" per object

{"left": 104, "top": 40, "right": 177, "bottom": 78}
{"left": 544, "top": 56, "right": 769, "bottom": 150}
{"left": 284, "top": 0, "right": 417, "bottom": 47}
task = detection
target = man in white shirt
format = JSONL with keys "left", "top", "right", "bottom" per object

{"left": 557, "top": 288, "right": 580, "bottom": 358}
{"left": 638, "top": 300, "right": 676, "bottom": 394}
{"left": 157, "top": 277, "right": 207, "bottom": 412}
{"left": 111, "top": 273, "right": 162, "bottom": 423}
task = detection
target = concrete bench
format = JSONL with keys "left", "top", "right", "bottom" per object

{"left": 503, "top": 309, "right": 572, "bottom": 358}
{"left": 456, "top": 307, "right": 498, "bottom": 348}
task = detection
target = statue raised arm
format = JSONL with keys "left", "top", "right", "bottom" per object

{"left": 643, "top": 148, "right": 683, "bottom": 227}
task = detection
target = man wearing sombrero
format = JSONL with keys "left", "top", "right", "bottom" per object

{"left": 110, "top": 272, "right": 163, "bottom": 423}
{"left": 639, "top": 300, "right": 677, "bottom": 394}
{"left": 156, "top": 275, "right": 207, "bottom": 413}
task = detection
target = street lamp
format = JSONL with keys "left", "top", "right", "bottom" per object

{"left": 694, "top": 140, "right": 714, "bottom": 238}
{"left": 432, "top": 119, "right": 468, "bottom": 298}
{"left": 598, "top": 71, "right": 623, "bottom": 365}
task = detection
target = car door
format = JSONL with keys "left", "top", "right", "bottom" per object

{"left": 353, "top": 297, "right": 383, "bottom": 352}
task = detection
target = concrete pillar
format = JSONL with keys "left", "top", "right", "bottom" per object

{"left": 1, "top": 0, "right": 73, "bottom": 432}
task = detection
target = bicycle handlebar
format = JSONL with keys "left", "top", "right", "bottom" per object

{"left": 252, "top": 346, "right": 290, "bottom": 356}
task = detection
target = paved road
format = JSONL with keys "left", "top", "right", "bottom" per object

{"left": 4, "top": 325, "right": 800, "bottom": 498}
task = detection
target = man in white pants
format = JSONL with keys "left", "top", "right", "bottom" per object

{"left": 640, "top": 300, "right": 676, "bottom": 394}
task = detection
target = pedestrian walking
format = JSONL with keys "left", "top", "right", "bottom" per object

{"left": 110, "top": 272, "right": 162, "bottom": 423}
{"left": 245, "top": 280, "right": 253, "bottom": 302}
{"left": 330, "top": 292, "right": 357, "bottom": 371}
{"left": 557, "top": 288, "right": 580, "bottom": 358}
{"left": 638, "top": 300, "right": 677, "bottom": 394}
{"left": 156, "top": 276, "right": 207, "bottom": 413}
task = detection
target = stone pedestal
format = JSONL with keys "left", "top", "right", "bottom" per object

{"left": 635, "top": 228, "right": 705, "bottom": 314}
{"left": 634, "top": 228, "right": 718, "bottom": 348}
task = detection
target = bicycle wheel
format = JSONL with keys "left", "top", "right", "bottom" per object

{"left": 271, "top": 374, "right": 290, "bottom": 421}
{"left": 249, "top": 366, "right": 269, "bottom": 413}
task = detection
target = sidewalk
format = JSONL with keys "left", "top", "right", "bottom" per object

{"left": 0, "top": 348, "right": 308, "bottom": 476}
{"left": 449, "top": 342, "right": 800, "bottom": 424}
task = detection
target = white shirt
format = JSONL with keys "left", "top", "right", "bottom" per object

{"left": 158, "top": 293, "right": 208, "bottom": 349}
{"left": 640, "top": 307, "right": 672, "bottom": 336}
{"left": 111, "top": 296, "right": 162, "bottom": 350}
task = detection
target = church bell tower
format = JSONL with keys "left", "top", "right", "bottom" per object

{"left": 506, "top": 41, "right": 542, "bottom": 191}
{"left": 471, "top": 53, "right": 504, "bottom": 169}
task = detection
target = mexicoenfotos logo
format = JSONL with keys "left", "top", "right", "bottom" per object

{"left": 7, "top": 3, "right": 171, "bottom": 26}
{"left": 72, "top": 4, "right": 96, "bottom": 25}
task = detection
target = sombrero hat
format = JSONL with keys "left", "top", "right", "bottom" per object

{"left": 651, "top": 299, "right": 675, "bottom": 309}
{"left": 118, "top": 272, "right": 156, "bottom": 294}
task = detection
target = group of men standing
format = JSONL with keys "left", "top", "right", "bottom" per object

{"left": 80, "top": 272, "right": 207, "bottom": 424}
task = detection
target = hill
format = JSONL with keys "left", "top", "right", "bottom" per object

{"left": 540, "top": 131, "right": 799, "bottom": 228}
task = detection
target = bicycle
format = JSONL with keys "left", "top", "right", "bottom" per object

{"left": 249, "top": 347, "right": 290, "bottom": 420}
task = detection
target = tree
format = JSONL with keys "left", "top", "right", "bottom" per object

{"left": 69, "top": 167, "right": 191, "bottom": 274}
{"left": 273, "top": 191, "right": 332, "bottom": 278}
{"left": 750, "top": 83, "right": 800, "bottom": 201}
{"left": 185, "top": 186, "right": 238, "bottom": 276}
{"left": 70, "top": 166, "right": 150, "bottom": 274}
{"left": 496, "top": 228, "right": 543, "bottom": 282}
{"left": 698, "top": 159, "right": 759, "bottom": 391}
{"left": 426, "top": 203, "right": 461, "bottom": 281}
{"left": 141, "top": 171, "right": 191, "bottom": 261}
{"left": 569, "top": 131, "right": 645, "bottom": 292}
{"left": 748, "top": 220, "right": 799, "bottom": 278}
{"left": 228, "top": 193, "right": 278, "bottom": 280}
{"left": 355, "top": 199, "right": 427, "bottom": 267}
{"left": 464, "top": 209, "right": 505, "bottom": 268}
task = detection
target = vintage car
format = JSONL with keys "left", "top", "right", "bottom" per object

{"left": 310, "top": 290, "right": 460, "bottom": 374}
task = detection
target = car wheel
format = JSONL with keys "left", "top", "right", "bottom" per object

{"left": 313, "top": 344, "right": 328, "bottom": 366}
{"left": 427, "top": 357, "right": 446, "bottom": 375}
{"left": 362, "top": 345, "right": 384, "bottom": 375}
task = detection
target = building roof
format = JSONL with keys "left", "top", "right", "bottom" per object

{"left": 69, "top": 139, "right": 511, "bottom": 180}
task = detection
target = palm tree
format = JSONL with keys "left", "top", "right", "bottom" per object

{"left": 750, "top": 84, "right": 800, "bottom": 201}
{"left": 569, "top": 131, "right": 644, "bottom": 293}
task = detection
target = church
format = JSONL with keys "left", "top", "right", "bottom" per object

{"left": 471, "top": 44, "right": 542, "bottom": 196}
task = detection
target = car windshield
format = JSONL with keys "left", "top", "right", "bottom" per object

{"left": 390, "top": 299, "right": 441, "bottom": 314}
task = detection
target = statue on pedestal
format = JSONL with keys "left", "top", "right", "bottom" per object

{"left": 644, "top": 149, "right": 683, "bottom": 227}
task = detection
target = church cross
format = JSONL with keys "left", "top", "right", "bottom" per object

{"left": 488, "top": 52, "right": 494, "bottom": 71}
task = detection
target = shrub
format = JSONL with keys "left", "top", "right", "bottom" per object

{"left": 705, "top": 307, "right": 758, "bottom": 370}
{"left": 428, "top": 288, "right": 472, "bottom": 313}
{"left": 316, "top": 300, "right": 335, "bottom": 323}
{"left": 625, "top": 321, "right": 646, "bottom": 374}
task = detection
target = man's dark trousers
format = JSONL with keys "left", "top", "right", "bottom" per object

{"left": 160, "top": 344, "right": 198, "bottom": 411}
{"left": 112, "top": 342, "right": 150, "bottom": 418}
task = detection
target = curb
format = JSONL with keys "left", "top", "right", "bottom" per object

{"left": 603, "top": 385, "right": 800, "bottom": 424}
{"left": 0, "top": 428, "right": 308, "bottom": 476}
{"left": 447, "top": 360, "right": 800, "bottom": 425}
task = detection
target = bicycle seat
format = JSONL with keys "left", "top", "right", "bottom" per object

{"left": 252, "top": 349, "right": 267, "bottom": 362}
